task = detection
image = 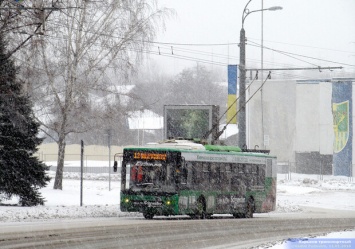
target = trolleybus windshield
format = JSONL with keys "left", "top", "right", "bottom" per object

{"left": 124, "top": 159, "right": 177, "bottom": 193}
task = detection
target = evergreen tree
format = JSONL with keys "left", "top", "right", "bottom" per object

{"left": 0, "top": 34, "right": 50, "bottom": 206}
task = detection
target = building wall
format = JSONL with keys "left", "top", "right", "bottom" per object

{"left": 294, "top": 81, "right": 333, "bottom": 153}
{"left": 295, "top": 82, "right": 321, "bottom": 152}
{"left": 246, "top": 78, "right": 355, "bottom": 176}
{"left": 247, "top": 79, "right": 296, "bottom": 162}
{"left": 319, "top": 82, "right": 334, "bottom": 155}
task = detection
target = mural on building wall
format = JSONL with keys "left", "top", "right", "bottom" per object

{"left": 332, "top": 81, "right": 352, "bottom": 176}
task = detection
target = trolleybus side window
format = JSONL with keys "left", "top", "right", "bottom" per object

{"left": 219, "top": 164, "right": 229, "bottom": 191}
{"left": 225, "top": 164, "right": 232, "bottom": 191}
{"left": 258, "top": 165, "right": 266, "bottom": 186}
{"left": 245, "top": 164, "right": 252, "bottom": 189}
{"left": 175, "top": 160, "right": 188, "bottom": 188}
{"left": 210, "top": 163, "right": 220, "bottom": 189}
{"left": 194, "top": 162, "right": 203, "bottom": 187}
{"left": 251, "top": 165, "right": 257, "bottom": 174}
{"left": 186, "top": 162, "right": 193, "bottom": 187}
{"left": 181, "top": 160, "right": 269, "bottom": 192}
{"left": 202, "top": 163, "right": 209, "bottom": 183}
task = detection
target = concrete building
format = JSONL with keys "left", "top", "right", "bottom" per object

{"left": 246, "top": 78, "right": 355, "bottom": 177}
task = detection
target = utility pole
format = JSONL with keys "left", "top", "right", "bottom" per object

{"left": 238, "top": 27, "right": 247, "bottom": 148}
{"left": 80, "top": 140, "right": 84, "bottom": 206}
{"left": 238, "top": 0, "right": 282, "bottom": 148}
{"left": 106, "top": 129, "right": 112, "bottom": 191}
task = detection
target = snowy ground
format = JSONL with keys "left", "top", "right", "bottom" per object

{"left": 1, "top": 169, "right": 355, "bottom": 248}
{"left": 277, "top": 173, "right": 355, "bottom": 212}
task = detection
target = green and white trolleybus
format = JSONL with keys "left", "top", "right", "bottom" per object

{"left": 115, "top": 139, "right": 277, "bottom": 219}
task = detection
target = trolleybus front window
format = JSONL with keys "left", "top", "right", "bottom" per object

{"left": 127, "top": 161, "right": 175, "bottom": 192}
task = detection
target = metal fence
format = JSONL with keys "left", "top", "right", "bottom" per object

{"left": 35, "top": 153, "right": 121, "bottom": 174}
{"left": 47, "top": 166, "right": 121, "bottom": 174}
{"left": 36, "top": 153, "right": 112, "bottom": 162}
{"left": 277, "top": 161, "right": 292, "bottom": 180}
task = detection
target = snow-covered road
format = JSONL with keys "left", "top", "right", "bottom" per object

{"left": 1, "top": 213, "right": 354, "bottom": 249}
{"left": 1, "top": 171, "right": 354, "bottom": 248}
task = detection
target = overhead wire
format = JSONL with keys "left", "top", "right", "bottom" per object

{"left": 11, "top": 17, "right": 354, "bottom": 80}
{"left": 14, "top": 39, "right": 347, "bottom": 82}
{"left": 47, "top": 17, "right": 355, "bottom": 68}
{"left": 156, "top": 44, "right": 238, "bottom": 62}
{"left": 41, "top": 19, "right": 342, "bottom": 70}
{"left": 248, "top": 41, "right": 355, "bottom": 67}
{"left": 6, "top": 4, "right": 354, "bottom": 72}
{"left": 37, "top": 19, "right": 234, "bottom": 68}
{"left": 220, "top": 72, "right": 258, "bottom": 123}
{"left": 145, "top": 41, "right": 239, "bottom": 47}
{"left": 203, "top": 72, "right": 259, "bottom": 139}
{"left": 247, "top": 37, "right": 355, "bottom": 55}
{"left": 216, "top": 71, "right": 272, "bottom": 140}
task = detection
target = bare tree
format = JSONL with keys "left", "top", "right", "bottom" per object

{"left": 0, "top": 0, "right": 65, "bottom": 61}
{"left": 17, "top": 0, "right": 170, "bottom": 189}
{"left": 131, "top": 65, "right": 226, "bottom": 115}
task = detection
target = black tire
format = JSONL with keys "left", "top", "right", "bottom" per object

{"left": 143, "top": 211, "right": 154, "bottom": 219}
{"left": 189, "top": 214, "right": 197, "bottom": 219}
{"left": 196, "top": 195, "right": 207, "bottom": 219}
{"left": 233, "top": 213, "right": 245, "bottom": 218}
{"left": 245, "top": 197, "right": 255, "bottom": 218}
{"left": 205, "top": 213, "right": 212, "bottom": 219}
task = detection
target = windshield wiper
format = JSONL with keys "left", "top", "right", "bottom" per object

{"left": 136, "top": 182, "right": 161, "bottom": 189}
{"left": 137, "top": 183, "right": 153, "bottom": 186}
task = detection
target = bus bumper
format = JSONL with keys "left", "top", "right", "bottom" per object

{"left": 120, "top": 194, "right": 179, "bottom": 216}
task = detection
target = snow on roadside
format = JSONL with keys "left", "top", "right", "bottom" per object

{"left": 0, "top": 172, "right": 354, "bottom": 223}
{"left": 0, "top": 171, "right": 140, "bottom": 222}
{"left": 0, "top": 204, "right": 118, "bottom": 222}
{"left": 275, "top": 173, "right": 355, "bottom": 213}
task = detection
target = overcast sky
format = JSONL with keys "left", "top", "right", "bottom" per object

{"left": 147, "top": 0, "right": 355, "bottom": 79}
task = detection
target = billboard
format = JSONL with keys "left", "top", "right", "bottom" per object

{"left": 332, "top": 79, "right": 352, "bottom": 176}
{"left": 163, "top": 105, "right": 219, "bottom": 143}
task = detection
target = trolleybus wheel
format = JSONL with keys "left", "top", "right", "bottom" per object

{"left": 196, "top": 195, "right": 207, "bottom": 219}
{"left": 245, "top": 197, "right": 255, "bottom": 218}
{"left": 233, "top": 213, "right": 244, "bottom": 218}
{"left": 205, "top": 213, "right": 212, "bottom": 219}
{"left": 143, "top": 212, "right": 154, "bottom": 219}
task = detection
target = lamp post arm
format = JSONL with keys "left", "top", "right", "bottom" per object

{"left": 242, "top": 0, "right": 253, "bottom": 28}
{"left": 243, "top": 8, "right": 274, "bottom": 27}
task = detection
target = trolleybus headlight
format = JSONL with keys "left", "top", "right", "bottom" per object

{"left": 166, "top": 200, "right": 171, "bottom": 205}
{"left": 124, "top": 198, "right": 130, "bottom": 203}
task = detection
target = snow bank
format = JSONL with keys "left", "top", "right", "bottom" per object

{"left": 275, "top": 173, "right": 355, "bottom": 213}
{"left": 1, "top": 172, "right": 354, "bottom": 223}
{"left": 0, "top": 171, "right": 139, "bottom": 222}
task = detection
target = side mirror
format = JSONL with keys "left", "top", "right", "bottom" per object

{"left": 113, "top": 161, "right": 118, "bottom": 172}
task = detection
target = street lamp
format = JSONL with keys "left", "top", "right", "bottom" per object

{"left": 238, "top": 0, "right": 282, "bottom": 148}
